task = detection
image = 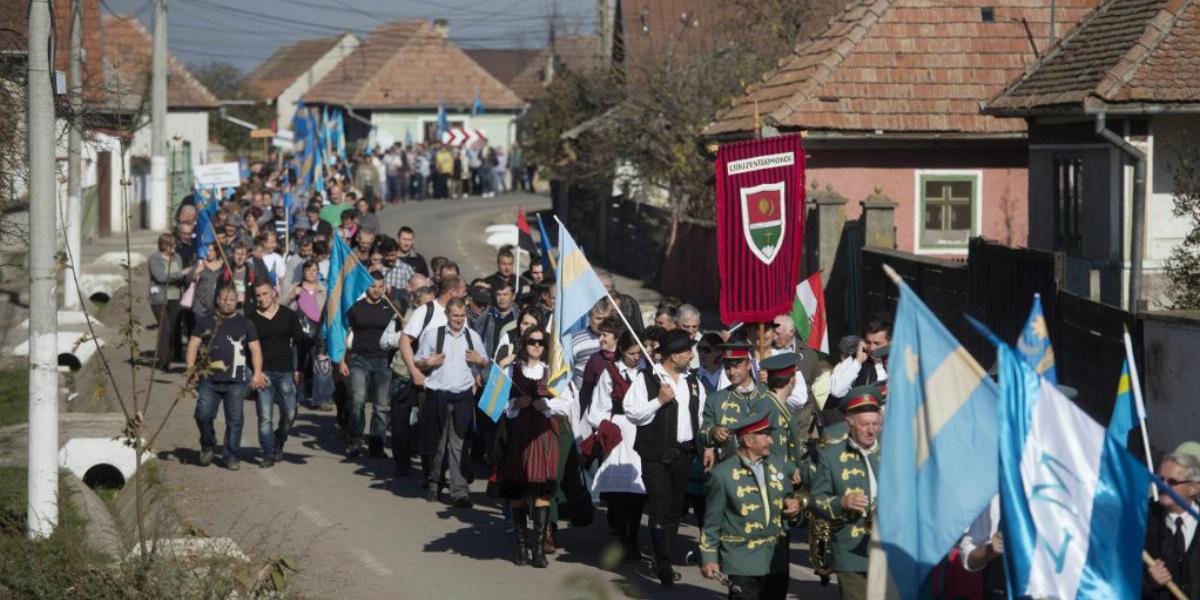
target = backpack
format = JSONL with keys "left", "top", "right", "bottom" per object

{"left": 391, "top": 301, "right": 438, "bottom": 379}
{"left": 434, "top": 325, "right": 475, "bottom": 355}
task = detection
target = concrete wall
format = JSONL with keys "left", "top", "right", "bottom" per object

{"left": 276, "top": 34, "right": 360, "bottom": 128}
{"left": 1142, "top": 312, "right": 1200, "bottom": 456}
{"left": 370, "top": 111, "right": 519, "bottom": 150}
{"left": 130, "top": 110, "right": 210, "bottom": 166}
{"left": 805, "top": 144, "right": 1029, "bottom": 255}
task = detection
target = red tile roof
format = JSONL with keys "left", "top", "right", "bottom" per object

{"left": 497, "top": 36, "right": 606, "bottom": 101}
{"left": 989, "top": 0, "right": 1200, "bottom": 111}
{"left": 464, "top": 48, "right": 543, "bottom": 88}
{"left": 303, "top": 20, "right": 524, "bottom": 110}
{"left": 245, "top": 34, "right": 352, "bottom": 101}
{"left": 706, "top": 0, "right": 1099, "bottom": 136}
{"left": 100, "top": 15, "right": 219, "bottom": 110}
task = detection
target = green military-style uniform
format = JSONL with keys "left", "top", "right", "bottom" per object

{"left": 700, "top": 407, "right": 799, "bottom": 600}
{"left": 808, "top": 386, "right": 883, "bottom": 600}
{"left": 701, "top": 382, "right": 774, "bottom": 457}
{"left": 809, "top": 433, "right": 881, "bottom": 573}
{"left": 701, "top": 342, "right": 774, "bottom": 462}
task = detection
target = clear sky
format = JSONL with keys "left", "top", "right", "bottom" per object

{"left": 102, "top": 0, "right": 598, "bottom": 73}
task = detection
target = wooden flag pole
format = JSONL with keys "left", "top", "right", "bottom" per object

{"left": 344, "top": 244, "right": 405, "bottom": 322}
{"left": 1123, "top": 324, "right": 1158, "bottom": 500}
{"left": 1143, "top": 551, "right": 1188, "bottom": 600}
{"left": 750, "top": 100, "right": 771, "bottom": 361}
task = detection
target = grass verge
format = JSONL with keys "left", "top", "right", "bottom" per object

{"left": 0, "top": 369, "right": 28, "bottom": 428}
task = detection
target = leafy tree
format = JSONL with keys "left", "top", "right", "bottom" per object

{"left": 1164, "top": 141, "right": 1200, "bottom": 308}
{"left": 189, "top": 61, "right": 275, "bottom": 158}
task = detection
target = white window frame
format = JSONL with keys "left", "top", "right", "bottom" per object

{"left": 913, "top": 169, "right": 984, "bottom": 255}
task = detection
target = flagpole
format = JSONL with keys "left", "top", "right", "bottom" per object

{"left": 342, "top": 241, "right": 405, "bottom": 322}
{"left": 514, "top": 208, "right": 521, "bottom": 291}
{"left": 1142, "top": 551, "right": 1188, "bottom": 600}
{"left": 1124, "top": 325, "right": 1157, "bottom": 500}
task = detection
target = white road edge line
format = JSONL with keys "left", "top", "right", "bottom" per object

{"left": 296, "top": 504, "right": 333, "bottom": 529}
{"left": 353, "top": 548, "right": 394, "bottom": 577}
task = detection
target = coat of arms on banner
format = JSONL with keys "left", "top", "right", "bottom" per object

{"left": 739, "top": 182, "right": 786, "bottom": 265}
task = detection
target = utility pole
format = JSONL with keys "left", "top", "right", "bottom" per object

{"left": 65, "top": 0, "right": 83, "bottom": 310}
{"left": 149, "top": 0, "right": 168, "bottom": 231}
{"left": 27, "top": 0, "right": 61, "bottom": 539}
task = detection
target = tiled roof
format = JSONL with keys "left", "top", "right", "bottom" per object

{"left": 989, "top": 0, "right": 1200, "bottom": 111}
{"left": 245, "top": 35, "right": 350, "bottom": 101}
{"left": 303, "top": 20, "right": 524, "bottom": 110}
{"left": 464, "top": 48, "right": 542, "bottom": 88}
{"left": 499, "top": 36, "right": 606, "bottom": 101}
{"left": 706, "top": 0, "right": 1098, "bottom": 136}
{"left": 100, "top": 15, "right": 219, "bottom": 110}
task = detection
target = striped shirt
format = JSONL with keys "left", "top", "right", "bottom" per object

{"left": 570, "top": 327, "right": 601, "bottom": 388}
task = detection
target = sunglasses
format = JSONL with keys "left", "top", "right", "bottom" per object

{"left": 526, "top": 338, "right": 546, "bottom": 347}
{"left": 1164, "top": 477, "right": 1194, "bottom": 487}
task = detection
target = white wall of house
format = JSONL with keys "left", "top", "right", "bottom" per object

{"left": 371, "top": 111, "right": 519, "bottom": 150}
{"left": 130, "top": 110, "right": 210, "bottom": 166}
{"left": 276, "top": 34, "right": 359, "bottom": 128}
{"left": 1115, "top": 114, "right": 1199, "bottom": 308}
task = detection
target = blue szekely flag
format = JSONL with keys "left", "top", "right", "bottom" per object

{"left": 322, "top": 235, "right": 373, "bottom": 363}
{"left": 436, "top": 101, "right": 449, "bottom": 137}
{"left": 866, "top": 279, "right": 1000, "bottom": 599}
{"left": 550, "top": 221, "right": 607, "bottom": 391}
{"left": 193, "top": 197, "right": 219, "bottom": 259}
{"left": 477, "top": 364, "right": 512, "bottom": 423}
{"left": 977, "top": 319, "right": 1152, "bottom": 600}
{"left": 1016, "top": 293, "right": 1057, "bottom": 383}
{"left": 1106, "top": 360, "right": 1141, "bottom": 447}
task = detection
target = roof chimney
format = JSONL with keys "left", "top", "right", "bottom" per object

{"left": 432, "top": 19, "right": 449, "bottom": 38}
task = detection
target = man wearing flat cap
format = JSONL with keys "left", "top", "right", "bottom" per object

{"left": 625, "top": 328, "right": 708, "bottom": 587}
{"left": 700, "top": 407, "right": 802, "bottom": 599}
{"left": 810, "top": 386, "right": 883, "bottom": 600}
{"left": 702, "top": 342, "right": 775, "bottom": 468}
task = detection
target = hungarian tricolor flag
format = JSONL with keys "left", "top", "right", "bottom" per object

{"left": 790, "top": 272, "right": 829, "bottom": 354}
{"left": 715, "top": 135, "right": 806, "bottom": 323}
{"left": 517, "top": 208, "right": 537, "bottom": 256}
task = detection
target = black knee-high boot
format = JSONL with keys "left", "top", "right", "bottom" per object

{"left": 531, "top": 505, "right": 550, "bottom": 568}
{"left": 512, "top": 506, "right": 530, "bottom": 566}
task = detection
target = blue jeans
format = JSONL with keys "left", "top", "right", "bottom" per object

{"left": 348, "top": 354, "right": 391, "bottom": 445}
{"left": 255, "top": 371, "right": 297, "bottom": 455}
{"left": 195, "top": 379, "right": 249, "bottom": 462}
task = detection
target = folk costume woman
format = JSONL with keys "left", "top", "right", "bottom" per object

{"left": 586, "top": 331, "right": 647, "bottom": 562}
{"left": 499, "top": 327, "right": 570, "bottom": 568}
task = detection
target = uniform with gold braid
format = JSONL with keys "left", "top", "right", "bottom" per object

{"left": 700, "top": 407, "right": 800, "bottom": 599}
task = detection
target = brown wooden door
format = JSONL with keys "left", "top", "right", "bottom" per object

{"left": 97, "top": 150, "right": 111, "bottom": 237}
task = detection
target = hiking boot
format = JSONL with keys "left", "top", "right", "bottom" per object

{"left": 346, "top": 442, "right": 365, "bottom": 459}
{"left": 226, "top": 459, "right": 241, "bottom": 471}
{"left": 259, "top": 457, "right": 275, "bottom": 469}
{"left": 198, "top": 448, "right": 214, "bottom": 467}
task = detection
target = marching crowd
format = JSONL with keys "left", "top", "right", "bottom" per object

{"left": 146, "top": 151, "right": 1200, "bottom": 600}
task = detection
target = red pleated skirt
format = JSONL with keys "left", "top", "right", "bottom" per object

{"left": 499, "top": 408, "right": 560, "bottom": 484}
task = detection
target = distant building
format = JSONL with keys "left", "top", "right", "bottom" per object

{"left": 467, "top": 36, "right": 604, "bottom": 103}
{"left": 245, "top": 33, "right": 359, "bottom": 130}
{"left": 707, "top": 0, "right": 1099, "bottom": 256}
{"left": 303, "top": 20, "right": 524, "bottom": 150}
{"left": 987, "top": 0, "right": 1200, "bottom": 309}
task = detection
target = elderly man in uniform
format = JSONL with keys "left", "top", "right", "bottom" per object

{"left": 701, "top": 342, "right": 774, "bottom": 468}
{"left": 700, "top": 406, "right": 802, "bottom": 599}
{"left": 810, "top": 386, "right": 883, "bottom": 600}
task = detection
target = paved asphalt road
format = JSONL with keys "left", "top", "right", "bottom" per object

{"left": 150, "top": 193, "right": 840, "bottom": 600}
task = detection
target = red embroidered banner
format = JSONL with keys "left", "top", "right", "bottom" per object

{"left": 714, "top": 135, "right": 806, "bottom": 324}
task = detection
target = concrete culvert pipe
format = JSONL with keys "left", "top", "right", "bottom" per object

{"left": 89, "top": 291, "right": 111, "bottom": 304}
{"left": 83, "top": 463, "right": 126, "bottom": 489}
{"left": 58, "top": 352, "right": 82, "bottom": 371}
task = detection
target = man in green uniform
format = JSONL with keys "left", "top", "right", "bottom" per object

{"left": 701, "top": 342, "right": 774, "bottom": 468}
{"left": 759, "top": 352, "right": 807, "bottom": 485}
{"left": 809, "top": 387, "right": 883, "bottom": 600}
{"left": 700, "top": 407, "right": 802, "bottom": 600}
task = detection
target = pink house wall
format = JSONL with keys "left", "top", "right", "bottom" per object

{"left": 805, "top": 146, "right": 1029, "bottom": 254}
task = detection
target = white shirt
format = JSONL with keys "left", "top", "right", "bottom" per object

{"left": 414, "top": 325, "right": 485, "bottom": 393}
{"left": 505, "top": 362, "right": 572, "bottom": 418}
{"left": 832, "top": 357, "right": 888, "bottom": 398}
{"left": 959, "top": 496, "right": 1001, "bottom": 572}
{"left": 1166, "top": 504, "right": 1199, "bottom": 550}
{"left": 263, "top": 252, "right": 287, "bottom": 289}
{"left": 623, "top": 366, "right": 707, "bottom": 443}
{"left": 402, "top": 300, "right": 447, "bottom": 349}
